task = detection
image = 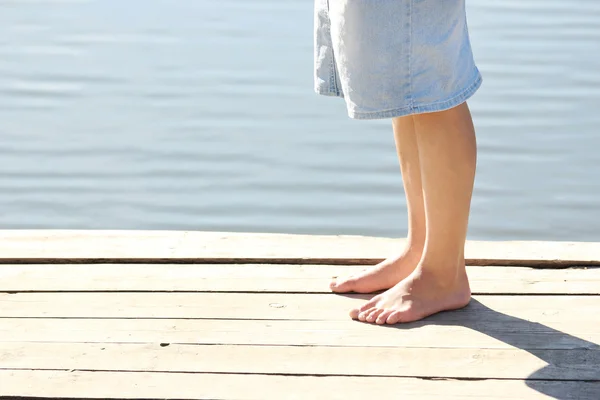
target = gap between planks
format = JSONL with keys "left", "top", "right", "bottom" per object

{"left": 1, "top": 230, "right": 599, "bottom": 267}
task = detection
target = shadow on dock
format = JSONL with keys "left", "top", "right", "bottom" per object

{"left": 377, "top": 298, "right": 600, "bottom": 400}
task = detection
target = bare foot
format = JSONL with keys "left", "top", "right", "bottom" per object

{"left": 349, "top": 264, "right": 471, "bottom": 324}
{"left": 330, "top": 246, "right": 423, "bottom": 293}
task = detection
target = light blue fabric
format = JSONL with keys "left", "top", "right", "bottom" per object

{"left": 314, "top": 0, "right": 482, "bottom": 119}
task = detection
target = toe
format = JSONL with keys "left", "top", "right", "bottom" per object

{"left": 358, "top": 307, "right": 376, "bottom": 322}
{"left": 375, "top": 309, "right": 394, "bottom": 325}
{"left": 359, "top": 296, "right": 380, "bottom": 313}
{"left": 350, "top": 296, "right": 380, "bottom": 321}
{"left": 386, "top": 310, "right": 403, "bottom": 325}
{"left": 329, "top": 277, "right": 338, "bottom": 290}
{"left": 366, "top": 308, "right": 384, "bottom": 323}
{"left": 330, "top": 277, "right": 357, "bottom": 293}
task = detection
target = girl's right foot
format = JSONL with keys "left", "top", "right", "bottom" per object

{"left": 351, "top": 262, "right": 471, "bottom": 324}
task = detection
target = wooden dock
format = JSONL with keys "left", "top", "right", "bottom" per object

{"left": 1, "top": 230, "right": 599, "bottom": 399}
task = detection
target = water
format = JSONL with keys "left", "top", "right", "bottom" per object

{"left": 1, "top": 0, "right": 599, "bottom": 241}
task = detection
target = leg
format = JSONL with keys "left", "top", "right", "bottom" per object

{"left": 351, "top": 102, "right": 476, "bottom": 324}
{"left": 330, "top": 115, "right": 426, "bottom": 293}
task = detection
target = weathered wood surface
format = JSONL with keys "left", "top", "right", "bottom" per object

{"left": 2, "top": 230, "right": 599, "bottom": 400}
{"left": 2, "top": 342, "right": 599, "bottom": 381}
{"left": 4, "top": 370, "right": 599, "bottom": 400}
{"left": 1, "top": 230, "right": 599, "bottom": 266}
{"left": 1, "top": 318, "right": 598, "bottom": 349}
{"left": 1, "top": 293, "right": 599, "bottom": 322}
{"left": 2, "top": 263, "right": 599, "bottom": 294}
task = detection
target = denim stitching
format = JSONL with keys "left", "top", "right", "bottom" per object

{"left": 331, "top": 52, "right": 340, "bottom": 96}
{"left": 325, "top": 0, "right": 339, "bottom": 96}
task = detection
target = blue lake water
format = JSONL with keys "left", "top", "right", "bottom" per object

{"left": 1, "top": 0, "right": 599, "bottom": 241}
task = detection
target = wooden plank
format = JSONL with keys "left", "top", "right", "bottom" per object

{"left": 0, "top": 230, "right": 599, "bottom": 266}
{"left": 1, "top": 293, "right": 598, "bottom": 323}
{"left": 1, "top": 264, "right": 599, "bottom": 294}
{"left": 2, "top": 342, "right": 598, "bottom": 381}
{"left": 2, "top": 370, "right": 599, "bottom": 400}
{"left": 0, "top": 318, "right": 598, "bottom": 350}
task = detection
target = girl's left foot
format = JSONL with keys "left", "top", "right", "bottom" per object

{"left": 350, "top": 263, "right": 471, "bottom": 324}
{"left": 329, "top": 244, "right": 422, "bottom": 293}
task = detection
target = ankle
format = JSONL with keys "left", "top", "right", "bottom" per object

{"left": 419, "top": 245, "right": 465, "bottom": 267}
{"left": 413, "top": 261, "right": 468, "bottom": 289}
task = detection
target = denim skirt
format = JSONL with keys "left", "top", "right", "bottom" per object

{"left": 314, "top": 0, "right": 482, "bottom": 119}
